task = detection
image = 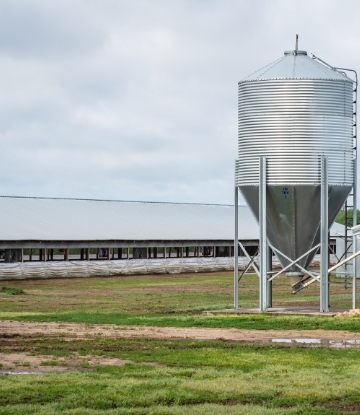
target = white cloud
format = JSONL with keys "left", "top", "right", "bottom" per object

{"left": 0, "top": 0, "right": 358, "bottom": 204}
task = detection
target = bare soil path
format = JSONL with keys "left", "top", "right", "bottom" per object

{"left": 2, "top": 320, "right": 360, "bottom": 374}
{"left": 2, "top": 320, "right": 360, "bottom": 342}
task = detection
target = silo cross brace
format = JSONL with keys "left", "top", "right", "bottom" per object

{"left": 267, "top": 243, "right": 321, "bottom": 283}
{"left": 237, "top": 241, "right": 259, "bottom": 280}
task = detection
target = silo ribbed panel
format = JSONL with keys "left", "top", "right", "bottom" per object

{"left": 237, "top": 79, "right": 354, "bottom": 186}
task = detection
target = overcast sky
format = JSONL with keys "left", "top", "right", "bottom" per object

{"left": 0, "top": 0, "right": 359, "bottom": 204}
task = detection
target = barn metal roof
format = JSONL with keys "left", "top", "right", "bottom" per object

{"left": 0, "top": 196, "right": 345, "bottom": 243}
{"left": 0, "top": 196, "right": 258, "bottom": 242}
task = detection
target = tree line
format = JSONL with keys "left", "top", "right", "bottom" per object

{"left": 335, "top": 208, "right": 360, "bottom": 227}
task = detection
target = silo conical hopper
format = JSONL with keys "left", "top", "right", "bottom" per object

{"left": 236, "top": 48, "right": 355, "bottom": 286}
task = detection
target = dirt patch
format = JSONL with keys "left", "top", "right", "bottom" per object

{"left": 336, "top": 309, "right": 360, "bottom": 318}
{"left": 2, "top": 320, "right": 360, "bottom": 373}
{"left": 0, "top": 351, "right": 161, "bottom": 374}
{"left": 2, "top": 320, "right": 360, "bottom": 343}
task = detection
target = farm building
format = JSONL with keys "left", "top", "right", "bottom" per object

{"left": 0, "top": 196, "right": 344, "bottom": 263}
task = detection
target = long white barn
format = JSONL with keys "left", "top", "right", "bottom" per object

{"left": 0, "top": 196, "right": 344, "bottom": 263}
{"left": 0, "top": 196, "right": 257, "bottom": 245}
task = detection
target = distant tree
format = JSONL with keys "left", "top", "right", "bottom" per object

{"left": 335, "top": 208, "right": 360, "bottom": 227}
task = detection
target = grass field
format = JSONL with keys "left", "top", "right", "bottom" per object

{"left": 1, "top": 272, "right": 360, "bottom": 414}
{"left": 0, "top": 271, "right": 358, "bottom": 313}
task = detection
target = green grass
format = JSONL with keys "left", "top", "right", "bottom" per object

{"left": 0, "top": 286, "right": 25, "bottom": 295}
{"left": 1, "top": 272, "right": 360, "bottom": 413}
{"left": 0, "top": 272, "right": 358, "bottom": 315}
{"left": 1, "top": 272, "right": 360, "bottom": 331}
{"left": 2, "top": 336, "right": 360, "bottom": 414}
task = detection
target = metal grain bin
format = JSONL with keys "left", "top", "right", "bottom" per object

{"left": 236, "top": 48, "right": 355, "bottom": 285}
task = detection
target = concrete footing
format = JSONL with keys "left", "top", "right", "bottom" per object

{"left": 203, "top": 306, "right": 351, "bottom": 317}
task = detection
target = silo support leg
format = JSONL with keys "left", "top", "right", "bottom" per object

{"left": 259, "top": 156, "right": 267, "bottom": 312}
{"left": 353, "top": 159, "right": 358, "bottom": 310}
{"left": 234, "top": 186, "right": 239, "bottom": 310}
{"left": 267, "top": 246, "right": 272, "bottom": 308}
{"left": 320, "top": 157, "right": 329, "bottom": 312}
{"left": 353, "top": 235, "right": 357, "bottom": 309}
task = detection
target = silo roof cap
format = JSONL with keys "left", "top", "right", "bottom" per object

{"left": 284, "top": 50, "right": 307, "bottom": 56}
{"left": 239, "top": 52, "right": 352, "bottom": 83}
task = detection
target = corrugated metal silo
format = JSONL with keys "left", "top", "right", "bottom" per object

{"left": 236, "top": 47, "right": 355, "bottom": 286}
